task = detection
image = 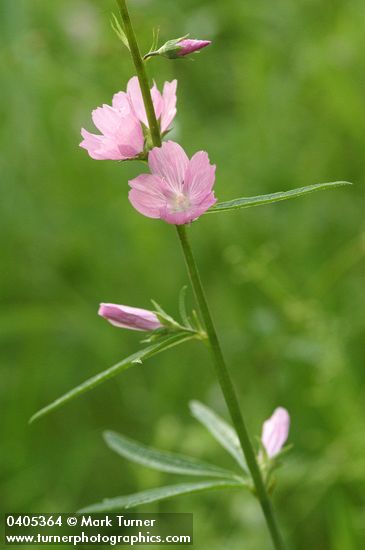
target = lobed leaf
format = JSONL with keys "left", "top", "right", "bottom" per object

{"left": 207, "top": 181, "right": 352, "bottom": 214}
{"left": 190, "top": 401, "right": 247, "bottom": 472}
{"left": 78, "top": 479, "right": 245, "bottom": 513}
{"left": 29, "top": 333, "right": 195, "bottom": 424}
{"left": 103, "top": 431, "right": 241, "bottom": 480}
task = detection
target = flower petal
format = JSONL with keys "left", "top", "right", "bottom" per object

{"left": 113, "top": 114, "right": 145, "bottom": 157}
{"left": 162, "top": 192, "right": 216, "bottom": 225}
{"left": 151, "top": 81, "right": 163, "bottom": 121}
{"left": 112, "top": 91, "right": 131, "bottom": 112}
{"left": 92, "top": 105, "right": 124, "bottom": 136}
{"left": 261, "top": 407, "right": 290, "bottom": 458}
{"left": 98, "top": 303, "right": 162, "bottom": 331}
{"left": 80, "top": 128, "right": 122, "bottom": 160}
{"left": 148, "top": 141, "right": 189, "bottom": 193}
{"left": 184, "top": 151, "right": 216, "bottom": 203}
{"left": 177, "top": 39, "right": 211, "bottom": 57}
{"left": 160, "top": 80, "right": 177, "bottom": 133}
{"left": 127, "top": 76, "right": 166, "bottom": 128}
{"left": 127, "top": 76, "right": 148, "bottom": 126}
{"left": 128, "top": 173, "right": 170, "bottom": 219}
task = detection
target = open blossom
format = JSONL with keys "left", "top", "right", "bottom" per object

{"left": 261, "top": 407, "right": 290, "bottom": 458}
{"left": 129, "top": 141, "right": 217, "bottom": 225}
{"left": 98, "top": 303, "right": 162, "bottom": 331}
{"left": 80, "top": 77, "right": 177, "bottom": 161}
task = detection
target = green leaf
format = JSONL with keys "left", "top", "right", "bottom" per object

{"left": 207, "top": 181, "right": 352, "bottom": 214}
{"left": 178, "top": 286, "right": 191, "bottom": 328}
{"left": 29, "top": 333, "right": 195, "bottom": 423}
{"left": 103, "top": 431, "right": 241, "bottom": 480}
{"left": 78, "top": 479, "right": 245, "bottom": 513}
{"left": 150, "top": 299, "right": 180, "bottom": 329}
{"left": 111, "top": 13, "right": 130, "bottom": 51}
{"left": 151, "top": 27, "right": 160, "bottom": 54}
{"left": 190, "top": 401, "right": 247, "bottom": 472}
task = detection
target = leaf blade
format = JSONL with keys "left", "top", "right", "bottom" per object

{"left": 29, "top": 333, "right": 195, "bottom": 423}
{"left": 207, "top": 181, "right": 352, "bottom": 214}
{"left": 110, "top": 13, "right": 130, "bottom": 51}
{"left": 78, "top": 479, "right": 245, "bottom": 513}
{"left": 190, "top": 401, "right": 247, "bottom": 472}
{"left": 103, "top": 431, "right": 240, "bottom": 480}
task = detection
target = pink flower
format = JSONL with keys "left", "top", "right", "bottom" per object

{"left": 80, "top": 77, "right": 177, "bottom": 161}
{"left": 98, "top": 303, "right": 162, "bottom": 332}
{"left": 128, "top": 141, "right": 217, "bottom": 225}
{"left": 176, "top": 39, "right": 211, "bottom": 57}
{"left": 261, "top": 407, "right": 290, "bottom": 458}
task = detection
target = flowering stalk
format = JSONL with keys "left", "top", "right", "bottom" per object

{"left": 117, "top": 1, "right": 285, "bottom": 548}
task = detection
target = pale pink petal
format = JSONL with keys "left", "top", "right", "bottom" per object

{"left": 80, "top": 128, "right": 105, "bottom": 159}
{"left": 151, "top": 82, "right": 163, "bottom": 121}
{"left": 127, "top": 76, "right": 166, "bottom": 128}
{"left": 80, "top": 128, "right": 121, "bottom": 160}
{"left": 148, "top": 141, "right": 189, "bottom": 193}
{"left": 261, "top": 407, "right": 290, "bottom": 458}
{"left": 162, "top": 192, "right": 216, "bottom": 225}
{"left": 112, "top": 91, "right": 130, "bottom": 112}
{"left": 160, "top": 80, "right": 177, "bottom": 133}
{"left": 128, "top": 173, "right": 170, "bottom": 218}
{"left": 184, "top": 151, "right": 216, "bottom": 203}
{"left": 113, "top": 114, "right": 145, "bottom": 156}
{"left": 92, "top": 105, "right": 123, "bottom": 136}
{"left": 161, "top": 209, "right": 192, "bottom": 225}
{"left": 98, "top": 303, "right": 162, "bottom": 331}
{"left": 187, "top": 193, "right": 217, "bottom": 220}
{"left": 127, "top": 76, "right": 149, "bottom": 127}
{"left": 177, "top": 39, "right": 211, "bottom": 56}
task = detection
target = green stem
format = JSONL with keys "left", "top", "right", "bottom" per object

{"left": 116, "top": 0, "right": 161, "bottom": 148}
{"left": 176, "top": 225, "right": 285, "bottom": 550}
{"left": 116, "top": 1, "right": 286, "bottom": 548}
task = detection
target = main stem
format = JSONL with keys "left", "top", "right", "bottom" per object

{"left": 176, "top": 226, "right": 285, "bottom": 550}
{"left": 117, "top": 1, "right": 285, "bottom": 548}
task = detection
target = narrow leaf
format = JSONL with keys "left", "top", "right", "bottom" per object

{"left": 29, "top": 333, "right": 195, "bottom": 423}
{"left": 207, "top": 181, "right": 352, "bottom": 214}
{"left": 104, "top": 431, "right": 240, "bottom": 480}
{"left": 111, "top": 13, "right": 130, "bottom": 51}
{"left": 150, "top": 299, "right": 180, "bottom": 329}
{"left": 178, "top": 286, "right": 191, "bottom": 328}
{"left": 190, "top": 401, "right": 247, "bottom": 472}
{"left": 78, "top": 479, "right": 245, "bottom": 513}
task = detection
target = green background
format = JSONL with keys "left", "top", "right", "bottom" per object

{"left": 1, "top": 0, "right": 364, "bottom": 548}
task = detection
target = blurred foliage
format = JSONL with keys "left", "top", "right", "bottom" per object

{"left": 1, "top": 0, "right": 364, "bottom": 548}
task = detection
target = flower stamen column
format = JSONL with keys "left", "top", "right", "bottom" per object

{"left": 117, "top": 1, "right": 286, "bottom": 548}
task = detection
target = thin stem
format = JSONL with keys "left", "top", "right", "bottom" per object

{"left": 116, "top": 1, "right": 286, "bottom": 548}
{"left": 116, "top": 0, "right": 161, "bottom": 148}
{"left": 176, "top": 225, "right": 285, "bottom": 550}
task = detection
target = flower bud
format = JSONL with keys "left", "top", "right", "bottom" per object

{"left": 261, "top": 407, "right": 290, "bottom": 458}
{"left": 173, "top": 38, "right": 211, "bottom": 57}
{"left": 98, "top": 303, "right": 162, "bottom": 332}
{"left": 145, "top": 37, "right": 211, "bottom": 60}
